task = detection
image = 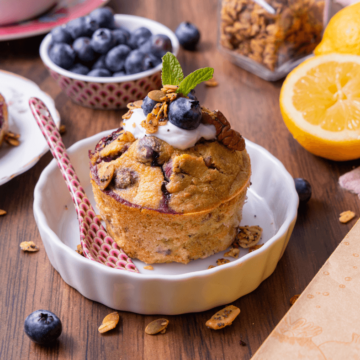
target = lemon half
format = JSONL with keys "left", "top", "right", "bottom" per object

{"left": 280, "top": 54, "right": 360, "bottom": 161}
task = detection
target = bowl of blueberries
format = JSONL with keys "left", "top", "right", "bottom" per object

{"left": 39, "top": 7, "right": 179, "bottom": 109}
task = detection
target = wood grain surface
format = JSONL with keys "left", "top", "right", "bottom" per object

{"left": 0, "top": 0, "right": 359, "bottom": 359}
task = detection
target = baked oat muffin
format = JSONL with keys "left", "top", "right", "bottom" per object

{"left": 0, "top": 93, "right": 8, "bottom": 148}
{"left": 89, "top": 54, "right": 251, "bottom": 264}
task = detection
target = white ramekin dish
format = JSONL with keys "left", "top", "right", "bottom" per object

{"left": 34, "top": 131, "right": 298, "bottom": 314}
{"left": 39, "top": 14, "right": 179, "bottom": 110}
{"left": 0, "top": 0, "right": 57, "bottom": 26}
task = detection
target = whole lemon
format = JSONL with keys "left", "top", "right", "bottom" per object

{"left": 315, "top": 2, "right": 360, "bottom": 56}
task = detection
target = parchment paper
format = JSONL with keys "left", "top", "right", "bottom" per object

{"left": 252, "top": 220, "right": 360, "bottom": 360}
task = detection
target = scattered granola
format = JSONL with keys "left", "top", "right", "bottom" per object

{"left": 220, "top": 0, "right": 324, "bottom": 71}
{"left": 145, "top": 319, "right": 169, "bottom": 335}
{"left": 217, "top": 258, "right": 230, "bottom": 266}
{"left": 249, "top": 244, "right": 264, "bottom": 252}
{"left": 98, "top": 312, "right": 120, "bottom": 334}
{"left": 206, "top": 305, "right": 240, "bottom": 330}
{"left": 59, "top": 125, "right": 66, "bottom": 134}
{"left": 339, "top": 211, "right": 355, "bottom": 224}
{"left": 0, "top": 209, "right": 6, "bottom": 216}
{"left": 201, "top": 107, "right": 245, "bottom": 151}
{"left": 234, "top": 225, "right": 263, "bottom": 248}
{"left": 205, "top": 77, "right": 219, "bottom": 87}
{"left": 5, "top": 136, "right": 19, "bottom": 146}
{"left": 208, "top": 265, "right": 216, "bottom": 269}
{"left": 290, "top": 294, "right": 300, "bottom": 305}
{"left": 144, "top": 265, "right": 154, "bottom": 270}
{"left": 224, "top": 247, "right": 240, "bottom": 258}
{"left": 20, "top": 241, "right": 39, "bottom": 252}
{"left": 75, "top": 244, "right": 84, "bottom": 256}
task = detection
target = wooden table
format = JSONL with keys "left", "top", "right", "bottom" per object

{"left": 0, "top": 0, "right": 359, "bottom": 359}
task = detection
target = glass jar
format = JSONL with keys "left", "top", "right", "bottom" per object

{"left": 218, "top": 0, "right": 329, "bottom": 81}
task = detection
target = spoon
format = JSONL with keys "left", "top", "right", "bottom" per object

{"left": 29, "top": 97, "right": 139, "bottom": 273}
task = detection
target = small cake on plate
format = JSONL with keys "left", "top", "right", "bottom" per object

{"left": 0, "top": 93, "right": 8, "bottom": 147}
{"left": 89, "top": 54, "right": 251, "bottom": 264}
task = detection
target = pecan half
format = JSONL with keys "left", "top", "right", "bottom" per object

{"left": 201, "top": 107, "right": 245, "bottom": 151}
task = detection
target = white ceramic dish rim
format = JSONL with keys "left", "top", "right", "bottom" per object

{"left": 39, "top": 14, "right": 180, "bottom": 84}
{"left": 0, "top": 70, "right": 61, "bottom": 186}
{"left": 34, "top": 130, "right": 299, "bottom": 280}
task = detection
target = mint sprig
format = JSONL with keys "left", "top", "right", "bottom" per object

{"left": 161, "top": 53, "right": 183, "bottom": 86}
{"left": 161, "top": 52, "right": 214, "bottom": 96}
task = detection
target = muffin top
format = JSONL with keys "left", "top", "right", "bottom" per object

{"left": 89, "top": 53, "right": 250, "bottom": 214}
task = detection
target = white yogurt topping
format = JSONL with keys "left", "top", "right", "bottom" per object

{"left": 123, "top": 108, "right": 217, "bottom": 150}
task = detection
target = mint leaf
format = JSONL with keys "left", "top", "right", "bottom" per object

{"left": 177, "top": 67, "right": 214, "bottom": 96}
{"left": 161, "top": 52, "right": 184, "bottom": 86}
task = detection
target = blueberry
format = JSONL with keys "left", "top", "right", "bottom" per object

{"left": 168, "top": 97, "right": 202, "bottom": 130}
{"left": 294, "top": 178, "right": 312, "bottom": 203}
{"left": 105, "top": 44, "right": 131, "bottom": 72}
{"left": 91, "top": 28, "right": 114, "bottom": 54}
{"left": 50, "top": 26, "right": 72, "bottom": 44}
{"left": 87, "top": 68, "right": 111, "bottom": 77}
{"left": 66, "top": 17, "right": 87, "bottom": 39}
{"left": 92, "top": 55, "right": 107, "bottom": 70}
{"left": 69, "top": 63, "right": 89, "bottom": 75}
{"left": 24, "top": 310, "right": 62, "bottom": 345}
{"left": 113, "top": 71, "right": 126, "bottom": 77}
{"left": 125, "top": 50, "right": 150, "bottom": 74}
{"left": 187, "top": 89, "right": 197, "bottom": 100}
{"left": 89, "top": 7, "right": 115, "bottom": 29}
{"left": 127, "top": 27, "right": 152, "bottom": 49}
{"left": 141, "top": 96, "right": 157, "bottom": 115}
{"left": 83, "top": 16, "right": 99, "bottom": 37}
{"left": 112, "top": 28, "right": 129, "bottom": 46}
{"left": 140, "top": 34, "right": 172, "bottom": 58}
{"left": 175, "top": 22, "right": 200, "bottom": 50}
{"left": 49, "top": 43, "right": 75, "bottom": 69}
{"left": 143, "top": 53, "right": 161, "bottom": 69}
{"left": 116, "top": 26, "right": 131, "bottom": 40}
{"left": 73, "top": 37, "right": 96, "bottom": 63}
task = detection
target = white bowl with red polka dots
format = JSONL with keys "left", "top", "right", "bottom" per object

{"left": 39, "top": 14, "right": 179, "bottom": 110}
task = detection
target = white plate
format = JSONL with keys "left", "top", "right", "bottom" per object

{"left": 0, "top": 71, "right": 60, "bottom": 186}
{"left": 34, "top": 131, "right": 298, "bottom": 314}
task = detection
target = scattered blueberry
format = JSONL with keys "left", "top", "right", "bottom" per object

{"left": 294, "top": 178, "right": 312, "bottom": 203}
{"left": 83, "top": 16, "right": 99, "bottom": 37}
{"left": 112, "top": 28, "right": 129, "bottom": 46}
{"left": 141, "top": 96, "right": 158, "bottom": 115}
{"left": 49, "top": 43, "right": 75, "bottom": 69}
{"left": 73, "top": 37, "right": 96, "bottom": 63}
{"left": 142, "top": 34, "right": 172, "bottom": 58}
{"left": 125, "top": 50, "right": 150, "bottom": 74}
{"left": 91, "top": 28, "right": 114, "bottom": 54}
{"left": 128, "top": 27, "right": 152, "bottom": 49}
{"left": 51, "top": 26, "right": 72, "bottom": 44}
{"left": 116, "top": 26, "right": 131, "bottom": 41}
{"left": 66, "top": 17, "right": 88, "bottom": 39}
{"left": 105, "top": 44, "right": 131, "bottom": 72}
{"left": 89, "top": 7, "right": 115, "bottom": 29}
{"left": 69, "top": 63, "right": 89, "bottom": 75}
{"left": 92, "top": 55, "right": 107, "bottom": 70}
{"left": 24, "top": 310, "right": 62, "bottom": 345}
{"left": 187, "top": 89, "right": 197, "bottom": 100}
{"left": 168, "top": 97, "right": 202, "bottom": 130}
{"left": 175, "top": 22, "right": 200, "bottom": 50}
{"left": 87, "top": 68, "right": 111, "bottom": 77}
{"left": 113, "top": 71, "right": 126, "bottom": 77}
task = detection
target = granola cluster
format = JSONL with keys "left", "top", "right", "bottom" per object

{"left": 220, "top": 0, "right": 324, "bottom": 71}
